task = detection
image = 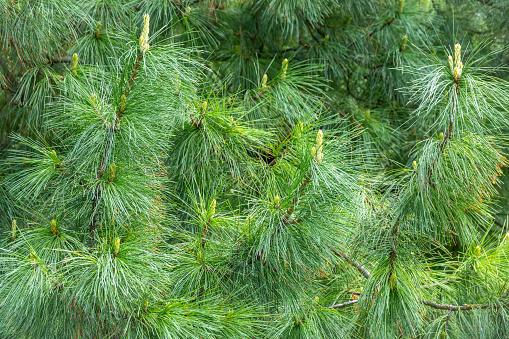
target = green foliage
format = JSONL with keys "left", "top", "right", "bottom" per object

{"left": 1, "top": 0, "right": 509, "bottom": 338}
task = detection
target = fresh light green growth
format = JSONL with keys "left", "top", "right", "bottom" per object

{"left": 72, "top": 53, "right": 78, "bottom": 68}
{"left": 282, "top": 58, "right": 289, "bottom": 78}
{"left": 274, "top": 195, "right": 280, "bottom": 208}
{"left": 120, "top": 94, "right": 126, "bottom": 111}
{"left": 314, "top": 129, "right": 324, "bottom": 163}
{"left": 454, "top": 44, "right": 461, "bottom": 67}
{"left": 11, "top": 219, "right": 17, "bottom": 241}
{"left": 210, "top": 199, "right": 216, "bottom": 216}
{"left": 261, "top": 74, "right": 268, "bottom": 87}
{"left": 113, "top": 237, "right": 120, "bottom": 257}
{"left": 412, "top": 160, "right": 417, "bottom": 169}
{"left": 453, "top": 43, "right": 463, "bottom": 80}
{"left": 90, "top": 93, "right": 96, "bottom": 104}
{"left": 439, "top": 132, "right": 444, "bottom": 140}
{"left": 317, "top": 129, "right": 323, "bottom": 149}
{"left": 109, "top": 163, "right": 116, "bottom": 182}
{"left": 475, "top": 245, "right": 482, "bottom": 256}
{"left": 50, "top": 219, "right": 58, "bottom": 235}
{"left": 139, "top": 14, "right": 150, "bottom": 52}
{"left": 401, "top": 35, "right": 408, "bottom": 51}
{"left": 399, "top": 0, "right": 405, "bottom": 13}
{"left": 71, "top": 53, "right": 78, "bottom": 75}
{"left": 95, "top": 22, "right": 101, "bottom": 39}
{"left": 202, "top": 101, "right": 207, "bottom": 111}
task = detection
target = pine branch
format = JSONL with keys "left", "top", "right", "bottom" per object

{"left": 338, "top": 250, "right": 509, "bottom": 313}
{"left": 328, "top": 300, "right": 358, "bottom": 309}
{"left": 422, "top": 300, "right": 509, "bottom": 311}
{"left": 201, "top": 216, "right": 213, "bottom": 248}
{"left": 92, "top": 105, "right": 108, "bottom": 127}
{"left": 267, "top": 130, "right": 293, "bottom": 167}
{"left": 333, "top": 250, "right": 371, "bottom": 279}
{"left": 282, "top": 173, "right": 310, "bottom": 225}
{"left": 89, "top": 51, "right": 145, "bottom": 245}
{"left": 426, "top": 80, "right": 459, "bottom": 184}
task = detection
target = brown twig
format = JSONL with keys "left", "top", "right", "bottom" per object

{"left": 333, "top": 250, "right": 371, "bottom": 279}
{"left": 422, "top": 300, "right": 509, "bottom": 311}
{"left": 328, "top": 300, "right": 358, "bottom": 309}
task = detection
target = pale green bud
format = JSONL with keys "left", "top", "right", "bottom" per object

{"left": 210, "top": 199, "right": 216, "bottom": 216}
{"left": 139, "top": 14, "right": 150, "bottom": 52}
{"left": 72, "top": 53, "right": 78, "bottom": 69}
{"left": 109, "top": 163, "right": 116, "bottom": 182}
{"left": 202, "top": 101, "right": 207, "bottom": 110}
{"left": 95, "top": 22, "right": 101, "bottom": 39}
{"left": 316, "top": 129, "right": 323, "bottom": 148}
{"left": 439, "top": 132, "right": 444, "bottom": 140}
{"left": 399, "top": 0, "right": 405, "bottom": 13}
{"left": 120, "top": 94, "right": 126, "bottom": 112}
{"left": 282, "top": 58, "right": 288, "bottom": 78}
{"left": 51, "top": 219, "right": 58, "bottom": 235}
{"left": 261, "top": 74, "right": 267, "bottom": 87}
{"left": 400, "top": 35, "right": 408, "bottom": 51}
{"left": 274, "top": 195, "right": 280, "bottom": 208}
{"left": 72, "top": 53, "right": 78, "bottom": 75}
{"left": 453, "top": 66, "right": 462, "bottom": 80}
{"left": 113, "top": 237, "right": 121, "bottom": 257}
{"left": 316, "top": 151, "right": 323, "bottom": 163}
{"left": 454, "top": 44, "right": 461, "bottom": 68}
{"left": 412, "top": 161, "right": 417, "bottom": 170}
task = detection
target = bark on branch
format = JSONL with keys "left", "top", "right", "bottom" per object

{"left": 333, "top": 250, "right": 371, "bottom": 279}
{"left": 422, "top": 300, "right": 509, "bottom": 311}
{"left": 328, "top": 300, "right": 358, "bottom": 309}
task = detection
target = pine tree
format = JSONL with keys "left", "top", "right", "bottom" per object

{"left": 1, "top": 1, "right": 509, "bottom": 338}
